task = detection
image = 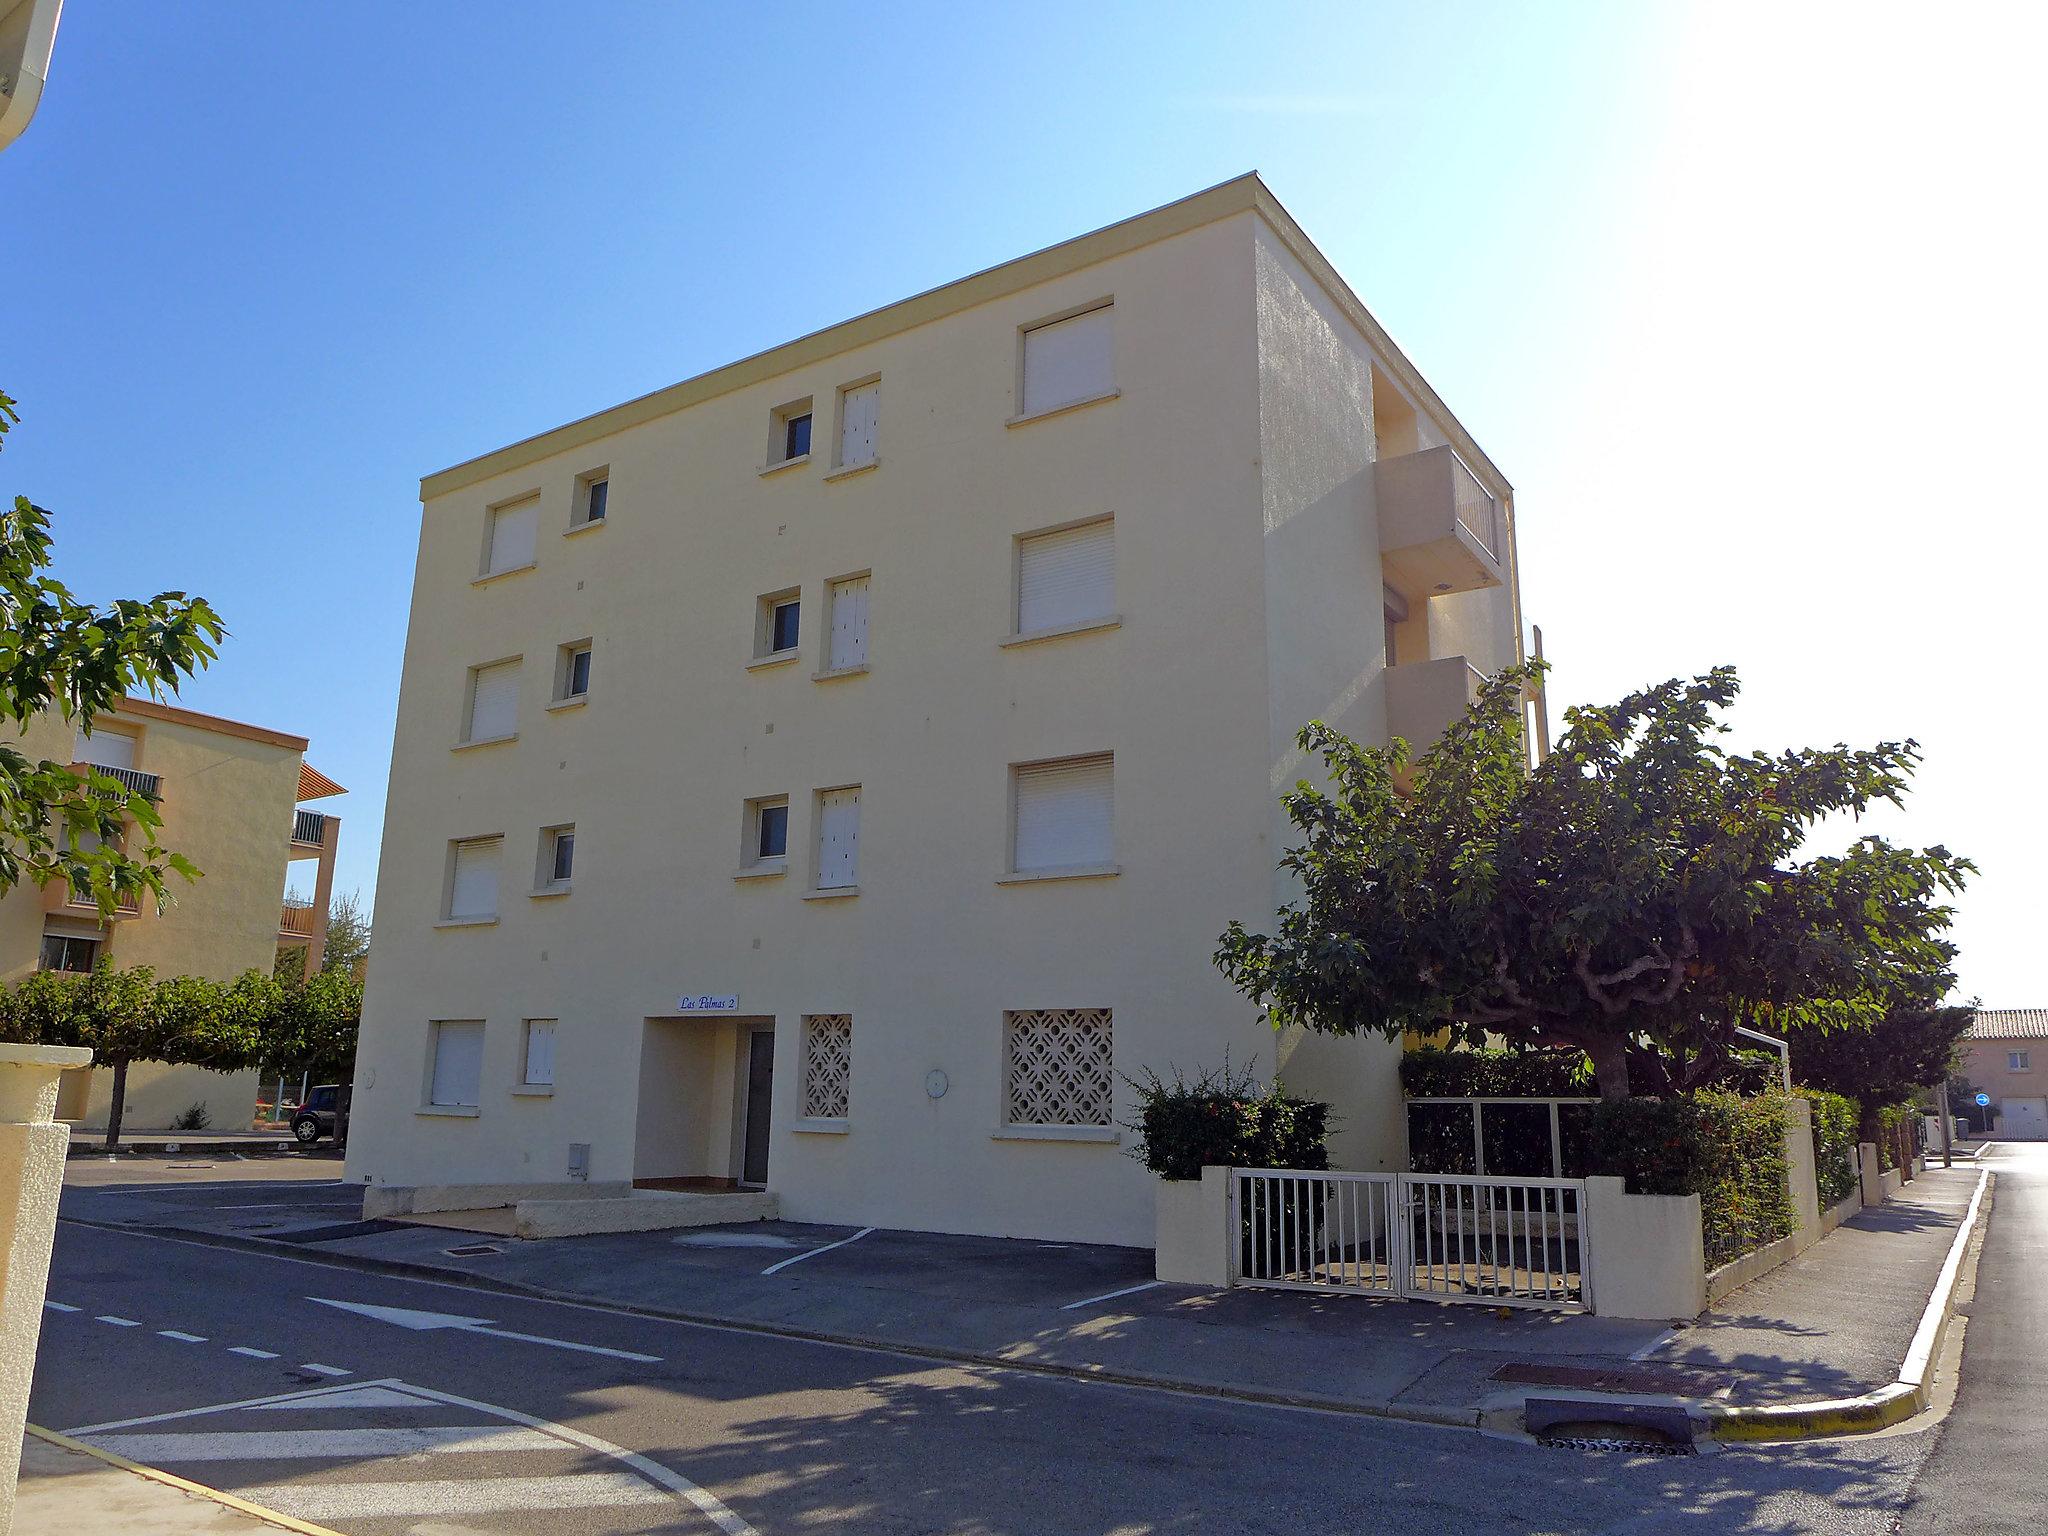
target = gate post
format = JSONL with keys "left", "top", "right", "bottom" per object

{"left": 1153, "top": 1166, "right": 1232, "bottom": 1287}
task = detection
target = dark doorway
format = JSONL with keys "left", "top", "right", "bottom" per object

{"left": 742, "top": 1029, "right": 775, "bottom": 1186}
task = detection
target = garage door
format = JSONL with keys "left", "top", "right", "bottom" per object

{"left": 2000, "top": 1098, "right": 2048, "bottom": 1139}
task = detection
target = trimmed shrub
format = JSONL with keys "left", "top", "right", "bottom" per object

{"left": 1126, "top": 1062, "right": 1330, "bottom": 1182}
{"left": 1800, "top": 1088, "right": 1860, "bottom": 1208}
{"left": 1399, "top": 1046, "right": 1589, "bottom": 1098}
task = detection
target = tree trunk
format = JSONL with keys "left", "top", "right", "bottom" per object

{"left": 102, "top": 1058, "right": 129, "bottom": 1150}
{"left": 1588, "top": 1039, "right": 1632, "bottom": 1100}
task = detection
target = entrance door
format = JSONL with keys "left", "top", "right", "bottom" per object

{"left": 741, "top": 1030, "right": 775, "bottom": 1185}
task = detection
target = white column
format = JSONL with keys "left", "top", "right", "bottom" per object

{"left": 0, "top": 1042, "right": 93, "bottom": 1534}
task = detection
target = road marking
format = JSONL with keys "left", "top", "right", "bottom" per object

{"left": 1629, "top": 1328, "right": 1678, "bottom": 1362}
{"left": 239, "top": 1473, "right": 673, "bottom": 1520}
{"left": 761, "top": 1226, "right": 875, "bottom": 1275}
{"left": 157, "top": 1330, "right": 208, "bottom": 1343}
{"left": 244, "top": 1385, "right": 422, "bottom": 1411}
{"left": 88, "top": 1425, "right": 563, "bottom": 1462}
{"left": 298, "top": 1363, "right": 352, "bottom": 1377}
{"left": 210, "top": 1201, "right": 358, "bottom": 1210}
{"left": 306, "top": 1297, "right": 661, "bottom": 1363}
{"left": 1059, "top": 1279, "right": 1164, "bottom": 1311}
{"left": 95, "top": 1316, "right": 139, "bottom": 1327}
{"left": 226, "top": 1347, "right": 280, "bottom": 1360}
{"left": 42, "top": 1301, "right": 79, "bottom": 1313}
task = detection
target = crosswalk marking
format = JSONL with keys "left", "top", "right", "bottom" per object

{"left": 95, "top": 1316, "right": 138, "bottom": 1327}
{"left": 227, "top": 1347, "right": 279, "bottom": 1360}
{"left": 87, "top": 1426, "right": 563, "bottom": 1462}
{"left": 238, "top": 1473, "right": 674, "bottom": 1520}
{"left": 158, "top": 1330, "right": 207, "bottom": 1343}
{"left": 297, "top": 1363, "right": 351, "bottom": 1377}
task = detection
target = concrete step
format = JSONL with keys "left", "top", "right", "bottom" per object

{"left": 513, "top": 1189, "right": 778, "bottom": 1239}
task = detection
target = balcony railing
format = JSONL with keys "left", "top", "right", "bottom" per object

{"left": 44, "top": 874, "right": 143, "bottom": 918}
{"left": 279, "top": 899, "right": 317, "bottom": 937}
{"left": 1374, "top": 445, "right": 1508, "bottom": 604}
{"left": 292, "top": 809, "right": 329, "bottom": 847}
{"left": 79, "top": 762, "right": 161, "bottom": 801}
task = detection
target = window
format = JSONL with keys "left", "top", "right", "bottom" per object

{"left": 1011, "top": 755, "right": 1113, "bottom": 874}
{"left": 825, "top": 574, "right": 870, "bottom": 671}
{"left": 574, "top": 472, "right": 608, "bottom": 528}
{"left": 1021, "top": 303, "right": 1113, "bottom": 417}
{"left": 1015, "top": 518, "right": 1115, "bottom": 636}
{"left": 485, "top": 497, "right": 539, "bottom": 576}
{"left": 536, "top": 825, "right": 574, "bottom": 890}
{"left": 2010, "top": 1051, "right": 2032, "bottom": 1072}
{"left": 447, "top": 837, "right": 502, "bottom": 921}
{"left": 73, "top": 725, "right": 137, "bottom": 771}
{"left": 755, "top": 590, "right": 801, "bottom": 659}
{"left": 801, "top": 1015, "right": 852, "bottom": 1120}
{"left": 1004, "top": 1009, "right": 1113, "bottom": 1127}
{"left": 815, "top": 786, "right": 860, "bottom": 890}
{"left": 768, "top": 397, "right": 813, "bottom": 467}
{"left": 522, "top": 1020, "right": 558, "bottom": 1087}
{"left": 465, "top": 659, "right": 521, "bottom": 743}
{"left": 743, "top": 796, "right": 789, "bottom": 870}
{"left": 428, "top": 1020, "right": 485, "bottom": 1108}
{"left": 555, "top": 641, "right": 592, "bottom": 702}
{"left": 836, "top": 379, "right": 879, "bottom": 468}
{"left": 38, "top": 932, "right": 100, "bottom": 973}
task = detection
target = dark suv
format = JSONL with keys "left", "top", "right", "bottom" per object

{"left": 291, "top": 1085, "right": 347, "bottom": 1145}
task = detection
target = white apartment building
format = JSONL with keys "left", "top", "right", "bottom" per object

{"left": 347, "top": 174, "right": 1524, "bottom": 1247}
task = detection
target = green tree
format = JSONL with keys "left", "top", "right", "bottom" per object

{"left": 274, "top": 888, "right": 369, "bottom": 984}
{"left": 1793, "top": 1000, "right": 1975, "bottom": 1143}
{"left": 0, "top": 388, "right": 225, "bottom": 916}
{"left": 1216, "top": 665, "right": 1972, "bottom": 1099}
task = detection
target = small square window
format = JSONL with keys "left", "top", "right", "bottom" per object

{"left": 576, "top": 473, "right": 609, "bottom": 527}
{"left": 555, "top": 641, "right": 593, "bottom": 702}
{"left": 742, "top": 796, "right": 790, "bottom": 872}
{"left": 755, "top": 590, "right": 801, "bottom": 660}
{"left": 2011, "top": 1050, "right": 2032, "bottom": 1072}
{"left": 484, "top": 496, "right": 539, "bottom": 576}
{"left": 447, "top": 837, "right": 503, "bottom": 921}
{"left": 38, "top": 932, "right": 100, "bottom": 973}
{"left": 536, "top": 825, "right": 575, "bottom": 890}
{"left": 768, "top": 398, "right": 814, "bottom": 468}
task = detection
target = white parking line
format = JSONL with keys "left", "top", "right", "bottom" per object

{"left": 761, "top": 1226, "right": 875, "bottom": 1276}
{"left": 227, "top": 1347, "right": 280, "bottom": 1360}
{"left": 157, "top": 1330, "right": 208, "bottom": 1343}
{"left": 298, "top": 1363, "right": 352, "bottom": 1377}
{"left": 42, "top": 1301, "right": 79, "bottom": 1313}
{"left": 1058, "top": 1279, "right": 1165, "bottom": 1312}
{"left": 95, "top": 1316, "right": 139, "bottom": 1327}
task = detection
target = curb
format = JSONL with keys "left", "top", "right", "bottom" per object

{"left": 25, "top": 1424, "right": 345, "bottom": 1536}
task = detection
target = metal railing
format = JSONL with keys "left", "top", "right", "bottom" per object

{"left": 292, "top": 809, "right": 328, "bottom": 846}
{"left": 1403, "top": 1173, "right": 1587, "bottom": 1310}
{"left": 58, "top": 872, "right": 142, "bottom": 914}
{"left": 82, "top": 762, "right": 161, "bottom": 800}
{"left": 1448, "top": 449, "right": 1503, "bottom": 562}
{"left": 279, "top": 899, "right": 317, "bottom": 936}
{"left": 1231, "top": 1169, "right": 1400, "bottom": 1296}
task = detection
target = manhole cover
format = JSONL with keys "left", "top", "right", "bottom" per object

{"left": 443, "top": 1242, "right": 503, "bottom": 1258}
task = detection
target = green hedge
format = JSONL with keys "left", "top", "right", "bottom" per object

{"left": 1127, "top": 1063, "right": 1330, "bottom": 1181}
{"left": 1574, "top": 1092, "right": 1793, "bottom": 1268}
{"left": 1800, "top": 1088, "right": 1860, "bottom": 1207}
{"left": 1399, "top": 1046, "right": 1590, "bottom": 1098}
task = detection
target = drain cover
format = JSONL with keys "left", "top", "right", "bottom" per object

{"left": 1524, "top": 1397, "right": 1699, "bottom": 1456}
{"left": 1541, "top": 1428, "right": 1694, "bottom": 1456}
{"left": 443, "top": 1242, "right": 503, "bottom": 1258}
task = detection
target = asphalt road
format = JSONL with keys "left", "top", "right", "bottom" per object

{"left": 1896, "top": 1140, "right": 2047, "bottom": 1536}
{"left": 26, "top": 1161, "right": 2020, "bottom": 1536}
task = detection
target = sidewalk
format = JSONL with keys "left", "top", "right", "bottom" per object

{"left": 14, "top": 1428, "right": 335, "bottom": 1535}
{"left": 63, "top": 1129, "right": 301, "bottom": 1159}
{"left": 61, "top": 1163, "right": 1985, "bottom": 1429}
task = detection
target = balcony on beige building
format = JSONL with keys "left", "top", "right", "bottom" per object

{"left": 40, "top": 875, "right": 141, "bottom": 921}
{"left": 1386, "top": 655, "right": 1486, "bottom": 762}
{"left": 279, "top": 897, "right": 317, "bottom": 939}
{"left": 1375, "top": 444, "right": 1507, "bottom": 605}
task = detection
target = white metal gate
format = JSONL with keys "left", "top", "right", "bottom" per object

{"left": 1230, "top": 1169, "right": 1590, "bottom": 1312}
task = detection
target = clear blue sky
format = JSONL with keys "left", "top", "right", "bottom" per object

{"left": 5, "top": 3, "right": 2040, "bottom": 1002}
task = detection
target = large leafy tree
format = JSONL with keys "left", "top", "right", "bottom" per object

{"left": 1216, "top": 664, "right": 1972, "bottom": 1099}
{"left": 0, "top": 388, "right": 225, "bottom": 914}
{"left": 1793, "top": 1000, "right": 1975, "bottom": 1143}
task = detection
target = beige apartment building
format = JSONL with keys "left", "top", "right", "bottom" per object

{"left": 347, "top": 173, "right": 1526, "bottom": 1246}
{"left": 1959, "top": 1010, "right": 2048, "bottom": 1139}
{"left": 0, "top": 698, "right": 345, "bottom": 1131}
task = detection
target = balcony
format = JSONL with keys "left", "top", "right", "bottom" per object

{"left": 41, "top": 874, "right": 142, "bottom": 921}
{"left": 75, "top": 761, "right": 161, "bottom": 801}
{"left": 1374, "top": 445, "right": 1507, "bottom": 605}
{"left": 291, "top": 809, "right": 329, "bottom": 849}
{"left": 1386, "top": 655, "right": 1486, "bottom": 759}
{"left": 279, "top": 898, "right": 317, "bottom": 940}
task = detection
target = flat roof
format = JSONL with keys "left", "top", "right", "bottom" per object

{"left": 112, "top": 695, "right": 309, "bottom": 753}
{"left": 419, "top": 172, "right": 1512, "bottom": 508}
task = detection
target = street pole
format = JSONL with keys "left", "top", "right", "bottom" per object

{"left": 1936, "top": 1081, "right": 1954, "bottom": 1168}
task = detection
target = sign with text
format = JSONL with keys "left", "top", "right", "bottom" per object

{"left": 676, "top": 994, "right": 739, "bottom": 1014}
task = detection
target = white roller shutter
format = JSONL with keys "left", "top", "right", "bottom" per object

{"left": 523, "top": 1020, "right": 557, "bottom": 1086}
{"left": 817, "top": 787, "right": 860, "bottom": 889}
{"left": 448, "top": 839, "right": 501, "bottom": 920}
{"left": 74, "top": 728, "right": 136, "bottom": 769}
{"left": 839, "top": 381, "right": 879, "bottom": 466}
{"left": 1022, "top": 305, "right": 1113, "bottom": 416}
{"left": 429, "top": 1021, "right": 485, "bottom": 1106}
{"left": 1017, "top": 520, "right": 1114, "bottom": 634}
{"left": 1013, "top": 756, "right": 1112, "bottom": 872}
{"left": 828, "top": 575, "right": 869, "bottom": 669}
{"left": 488, "top": 498, "right": 539, "bottom": 573}
{"left": 467, "top": 660, "right": 520, "bottom": 741}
